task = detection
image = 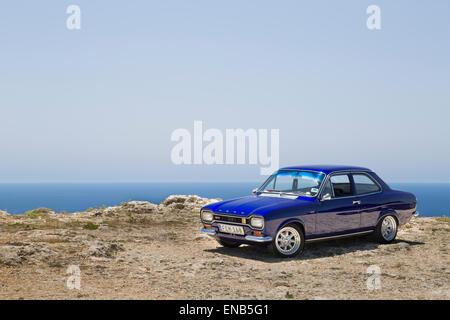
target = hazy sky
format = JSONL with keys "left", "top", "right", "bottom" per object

{"left": 1, "top": 1, "right": 449, "bottom": 183}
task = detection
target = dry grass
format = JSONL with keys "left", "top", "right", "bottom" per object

{"left": 436, "top": 215, "right": 450, "bottom": 223}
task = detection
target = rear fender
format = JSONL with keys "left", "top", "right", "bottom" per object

{"left": 377, "top": 210, "right": 399, "bottom": 226}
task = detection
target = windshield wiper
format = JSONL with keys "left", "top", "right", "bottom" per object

{"left": 262, "top": 190, "right": 305, "bottom": 197}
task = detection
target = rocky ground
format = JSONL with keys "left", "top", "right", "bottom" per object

{"left": 0, "top": 195, "right": 449, "bottom": 300}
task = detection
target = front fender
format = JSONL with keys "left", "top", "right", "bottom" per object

{"left": 274, "top": 217, "right": 306, "bottom": 235}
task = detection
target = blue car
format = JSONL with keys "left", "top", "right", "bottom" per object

{"left": 200, "top": 165, "right": 417, "bottom": 257}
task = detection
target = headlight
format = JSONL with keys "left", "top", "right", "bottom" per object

{"left": 201, "top": 210, "right": 213, "bottom": 222}
{"left": 250, "top": 216, "right": 264, "bottom": 229}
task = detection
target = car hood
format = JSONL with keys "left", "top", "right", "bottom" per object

{"left": 203, "top": 195, "right": 315, "bottom": 216}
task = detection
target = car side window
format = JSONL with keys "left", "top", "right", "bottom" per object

{"left": 353, "top": 174, "right": 381, "bottom": 195}
{"left": 321, "top": 179, "right": 333, "bottom": 198}
{"left": 330, "top": 174, "right": 353, "bottom": 197}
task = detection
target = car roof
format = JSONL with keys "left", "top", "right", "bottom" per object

{"left": 279, "top": 165, "right": 372, "bottom": 175}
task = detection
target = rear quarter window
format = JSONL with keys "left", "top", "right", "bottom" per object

{"left": 353, "top": 174, "right": 381, "bottom": 195}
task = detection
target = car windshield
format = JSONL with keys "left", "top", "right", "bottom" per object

{"left": 259, "top": 170, "right": 325, "bottom": 197}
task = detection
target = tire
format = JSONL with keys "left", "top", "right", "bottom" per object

{"left": 269, "top": 224, "right": 305, "bottom": 258}
{"left": 375, "top": 215, "right": 398, "bottom": 244}
{"left": 217, "top": 239, "right": 241, "bottom": 248}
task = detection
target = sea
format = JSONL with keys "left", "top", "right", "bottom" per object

{"left": 0, "top": 182, "right": 448, "bottom": 217}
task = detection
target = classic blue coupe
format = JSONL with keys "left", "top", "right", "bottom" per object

{"left": 200, "top": 165, "right": 417, "bottom": 257}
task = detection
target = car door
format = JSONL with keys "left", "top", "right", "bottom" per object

{"left": 315, "top": 173, "right": 361, "bottom": 235}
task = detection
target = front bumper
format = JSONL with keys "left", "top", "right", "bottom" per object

{"left": 201, "top": 227, "right": 272, "bottom": 243}
{"left": 201, "top": 227, "right": 217, "bottom": 235}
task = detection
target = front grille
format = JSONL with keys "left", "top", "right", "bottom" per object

{"left": 213, "top": 214, "right": 243, "bottom": 224}
{"left": 212, "top": 214, "right": 264, "bottom": 230}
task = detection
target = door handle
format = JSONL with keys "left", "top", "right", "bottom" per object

{"left": 353, "top": 200, "right": 361, "bottom": 205}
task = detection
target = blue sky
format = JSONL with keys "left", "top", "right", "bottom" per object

{"left": 0, "top": 1, "right": 449, "bottom": 182}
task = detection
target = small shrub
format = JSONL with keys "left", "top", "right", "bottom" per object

{"left": 48, "top": 261, "right": 63, "bottom": 268}
{"left": 285, "top": 291, "right": 294, "bottom": 299}
{"left": 64, "top": 220, "right": 84, "bottom": 228}
{"left": 127, "top": 217, "right": 137, "bottom": 223}
{"left": 174, "top": 203, "right": 185, "bottom": 210}
{"left": 121, "top": 200, "right": 131, "bottom": 208}
{"left": 83, "top": 222, "right": 99, "bottom": 230}
{"left": 25, "top": 210, "right": 40, "bottom": 219}
{"left": 32, "top": 207, "right": 53, "bottom": 214}
{"left": 86, "top": 205, "right": 106, "bottom": 212}
{"left": 7, "top": 222, "right": 35, "bottom": 230}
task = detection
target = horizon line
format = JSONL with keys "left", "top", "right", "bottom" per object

{"left": 1, "top": 180, "right": 450, "bottom": 184}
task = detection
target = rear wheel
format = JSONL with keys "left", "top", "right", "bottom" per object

{"left": 217, "top": 239, "right": 241, "bottom": 248}
{"left": 375, "top": 215, "right": 398, "bottom": 243}
{"left": 269, "top": 224, "right": 305, "bottom": 258}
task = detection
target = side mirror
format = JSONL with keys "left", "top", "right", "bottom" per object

{"left": 252, "top": 188, "right": 258, "bottom": 194}
{"left": 321, "top": 193, "right": 332, "bottom": 201}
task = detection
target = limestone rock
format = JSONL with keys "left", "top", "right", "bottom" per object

{"left": 122, "top": 201, "right": 158, "bottom": 214}
{"left": 159, "top": 195, "right": 221, "bottom": 212}
{"left": 88, "top": 242, "right": 124, "bottom": 258}
{"left": 0, "top": 210, "right": 9, "bottom": 217}
{"left": 0, "top": 246, "right": 23, "bottom": 266}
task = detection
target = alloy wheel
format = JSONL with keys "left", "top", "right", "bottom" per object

{"left": 275, "top": 226, "right": 302, "bottom": 256}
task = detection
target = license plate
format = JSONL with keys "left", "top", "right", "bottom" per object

{"left": 218, "top": 224, "right": 244, "bottom": 235}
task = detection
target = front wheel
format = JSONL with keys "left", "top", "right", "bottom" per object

{"left": 269, "top": 224, "right": 305, "bottom": 258}
{"left": 375, "top": 215, "right": 398, "bottom": 243}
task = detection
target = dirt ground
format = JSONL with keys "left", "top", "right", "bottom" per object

{"left": 0, "top": 196, "right": 449, "bottom": 300}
